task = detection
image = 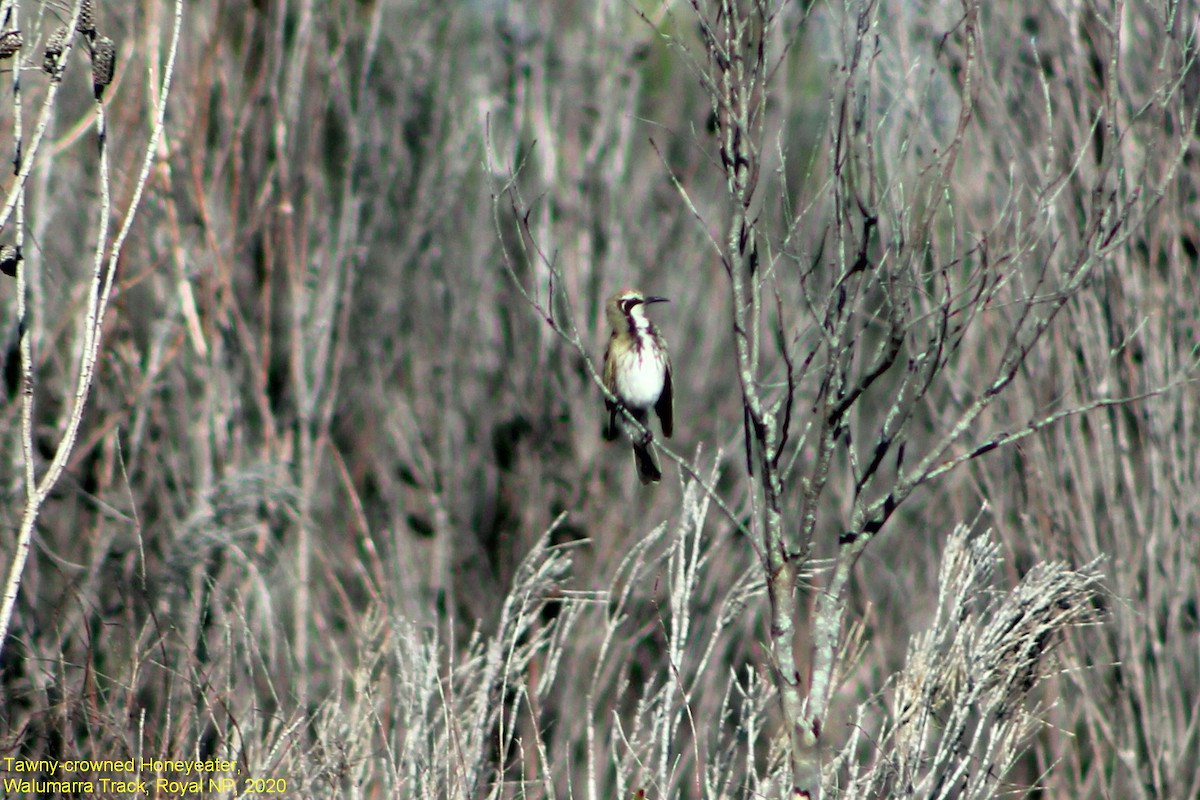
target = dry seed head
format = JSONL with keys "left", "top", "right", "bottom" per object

{"left": 0, "top": 30, "right": 22, "bottom": 60}
{"left": 76, "top": 0, "right": 97, "bottom": 37}
{"left": 91, "top": 35, "right": 114, "bottom": 98}
{"left": 46, "top": 24, "right": 69, "bottom": 55}
{"left": 43, "top": 24, "right": 69, "bottom": 76}
{"left": 0, "top": 244, "right": 21, "bottom": 277}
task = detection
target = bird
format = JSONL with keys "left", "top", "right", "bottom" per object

{"left": 602, "top": 288, "right": 673, "bottom": 484}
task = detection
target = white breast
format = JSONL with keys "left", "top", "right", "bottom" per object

{"left": 614, "top": 347, "right": 666, "bottom": 409}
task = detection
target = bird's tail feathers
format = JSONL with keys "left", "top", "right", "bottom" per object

{"left": 632, "top": 439, "right": 662, "bottom": 485}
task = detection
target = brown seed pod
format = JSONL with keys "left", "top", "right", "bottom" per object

{"left": 0, "top": 245, "right": 21, "bottom": 277}
{"left": 91, "top": 35, "right": 114, "bottom": 99}
{"left": 0, "top": 30, "right": 23, "bottom": 60}
{"left": 76, "top": 0, "right": 96, "bottom": 37}
{"left": 43, "top": 24, "right": 69, "bottom": 76}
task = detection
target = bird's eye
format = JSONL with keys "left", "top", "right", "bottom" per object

{"left": 622, "top": 299, "right": 635, "bottom": 314}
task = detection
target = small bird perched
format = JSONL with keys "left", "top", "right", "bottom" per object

{"left": 602, "top": 288, "right": 673, "bottom": 484}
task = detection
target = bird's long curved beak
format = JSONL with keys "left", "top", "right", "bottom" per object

{"left": 643, "top": 296, "right": 669, "bottom": 305}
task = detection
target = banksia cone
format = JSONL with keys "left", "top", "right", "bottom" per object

{"left": 0, "top": 30, "right": 22, "bottom": 60}
{"left": 0, "top": 245, "right": 21, "bottom": 277}
{"left": 76, "top": 0, "right": 97, "bottom": 37}
{"left": 43, "top": 25, "right": 69, "bottom": 76}
{"left": 91, "top": 36, "right": 114, "bottom": 99}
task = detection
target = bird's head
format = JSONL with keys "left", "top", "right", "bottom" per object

{"left": 606, "top": 288, "right": 669, "bottom": 330}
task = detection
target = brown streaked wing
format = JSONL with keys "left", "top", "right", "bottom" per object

{"left": 602, "top": 337, "right": 619, "bottom": 439}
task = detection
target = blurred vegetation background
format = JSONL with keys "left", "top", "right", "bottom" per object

{"left": 0, "top": 0, "right": 1198, "bottom": 797}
